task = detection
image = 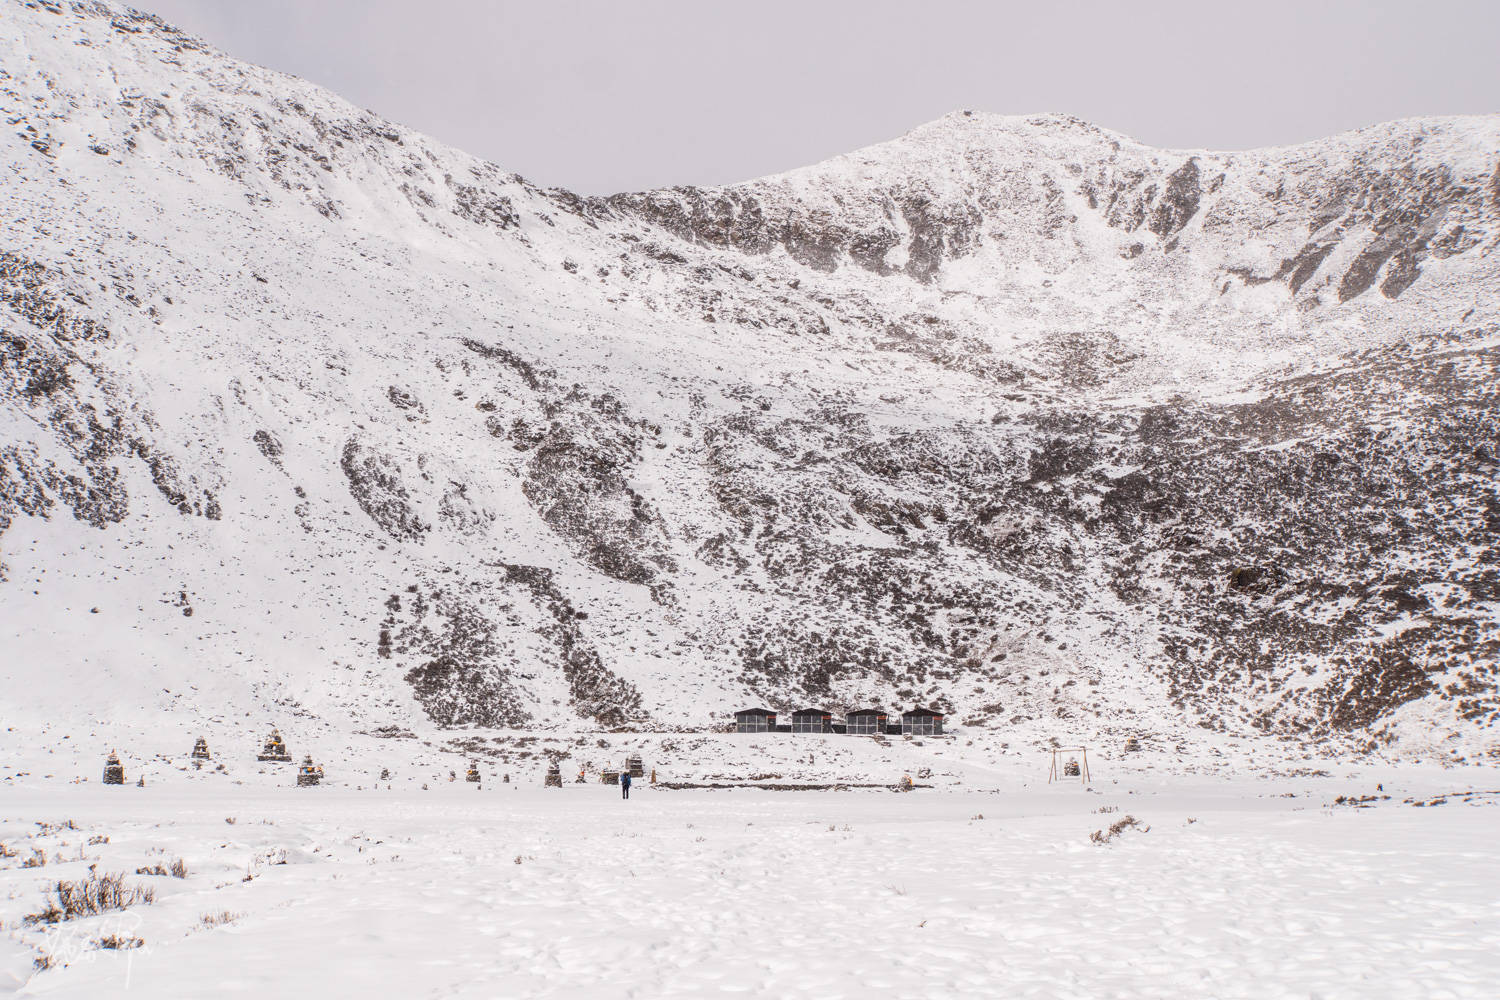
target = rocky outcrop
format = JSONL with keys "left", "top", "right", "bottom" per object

{"left": 392, "top": 585, "right": 531, "bottom": 728}
{"left": 496, "top": 563, "right": 645, "bottom": 727}
{"left": 340, "top": 439, "right": 428, "bottom": 543}
{"left": 604, "top": 184, "right": 984, "bottom": 283}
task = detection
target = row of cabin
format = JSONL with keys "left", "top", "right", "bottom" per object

{"left": 734, "top": 707, "right": 944, "bottom": 736}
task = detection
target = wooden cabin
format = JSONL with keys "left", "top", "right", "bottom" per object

{"left": 734, "top": 708, "right": 777, "bottom": 733}
{"left": 791, "top": 708, "right": 832, "bottom": 734}
{"left": 845, "top": 708, "right": 887, "bottom": 736}
{"left": 900, "top": 707, "right": 945, "bottom": 736}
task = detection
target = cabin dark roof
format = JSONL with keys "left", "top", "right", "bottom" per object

{"left": 846, "top": 708, "right": 887, "bottom": 717}
{"left": 791, "top": 707, "right": 831, "bottom": 717}
{"left": 734, "top": 707, "right": 776, "bottom": 717}
{"left": 901, "top": 707, "right": 944, "bottom": 718}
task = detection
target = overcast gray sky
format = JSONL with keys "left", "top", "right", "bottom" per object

{"left": 141, "top": 0, "right": 1500, "bottom": 195}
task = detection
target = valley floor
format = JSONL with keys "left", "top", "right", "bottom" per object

{"left": 2, "top": 772, "right": 1498, "bottom": 998}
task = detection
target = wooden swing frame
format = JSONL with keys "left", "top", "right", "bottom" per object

{"left": 1047, "top": 746, "right": 1091, "bottom": 784}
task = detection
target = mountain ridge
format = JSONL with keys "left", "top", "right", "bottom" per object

{"left": 2, "top": 0, "right": 1497, "bottom": 764}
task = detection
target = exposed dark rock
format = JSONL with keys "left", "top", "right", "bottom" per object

{"left": 496, "top": 563, "right": 645, "bottom": 726}
{"left": 340, "top": 438, "right": 428, "bottom": 542}
{"left": 1147, "top": 158, "right": 1201, "bottom": 237}
{"left": 253, "top": 429, "right": 283, "bottom": 467}
{"left": 1281, "top": 242, "right": 1338, "bottom": 295}
{"left": 386, "top": 385, "right": 422, "bottom": 411}
{"left": 395, "top": 586, "right": 530, "bottom": 728}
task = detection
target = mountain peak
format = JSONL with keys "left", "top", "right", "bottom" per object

{"left": 2, "top": 0, "right": 1498, "bottom": 758}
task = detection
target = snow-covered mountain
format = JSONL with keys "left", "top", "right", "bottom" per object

{"left": 3, "top": 0, "right": 1497, "bottom": 759}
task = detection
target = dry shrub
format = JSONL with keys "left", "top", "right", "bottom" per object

{"left": 96, "top": 934, "right": 144, "bottom": 950}
{"left": 24, "top": 873, "right": 156, "bottom": 924}
{"left": 0, "top": 842, "right": 17, "bottom": 859}
{"left": 199, "top": 911, "right": 241, "bottom": 928}
{"left": 135, "top": 858, "right": 187, "bottom": 878}
{"left": 22, "top": 849, "right": 47, "bottom": 869}
{"left": 34, "top": 820, "right": 78, "bottom": 836}
{"left": 1090, "top": 815, "right": 1150, "bottom": 845}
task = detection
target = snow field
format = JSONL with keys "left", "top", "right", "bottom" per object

{"left": 2, "top": 778, "right": 1497, "bottom": 998}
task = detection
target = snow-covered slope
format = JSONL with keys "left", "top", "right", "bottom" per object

{"left": 3, "top": 0, "right": 1498, "bottom": 761}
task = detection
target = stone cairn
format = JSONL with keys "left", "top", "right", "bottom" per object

{"left": 465, "top": 762, "right": 481, "bottom": 783}
{"left": 191, "top": 737, "right": 211, "bottom": 760}
{"left": 257, "top": 728, "right": 292, "bottom": 763}
{"left": 102, "top": 751, "right": 125, "bottom": 785}
{"left": 296, "top": 755, "right": 324, "bottom": 787}
{"left": 544, "top": 763, "right": 563, "bottom": 788}
{"left": 1064, "top": 758, "right": 1082, "bottom": 778}
{"left": 1123, "top": 736, "right": 1141, "bottom": 753}
{"left": 627, "top": 754, "right": 644, "bottom": 779}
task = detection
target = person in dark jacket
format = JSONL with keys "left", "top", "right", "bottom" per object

{"left": 620, "top": 769, "right": 632, "bottom": 800}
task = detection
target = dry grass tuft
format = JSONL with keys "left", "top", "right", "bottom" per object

{"left": 34, "top": 820, "right": 78, "bottom": 836}
{"left": 1090, "top": 815, "right": 1150, "bottom": 845}
{"left": 96, "top": 934, "right": 145, "bottom": 950}
{"left": 24, "top": 873, "right": 156, "bottom": 924}
{"left": 135, "top": 858, "right": 188, "bottom": 878}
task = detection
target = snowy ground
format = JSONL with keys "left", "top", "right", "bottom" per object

{"left": 3, "top": 755, "right": 1497, "bottom": 999}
